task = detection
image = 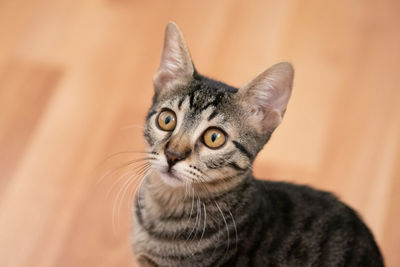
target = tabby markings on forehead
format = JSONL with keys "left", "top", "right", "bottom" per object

{"left": 189, "top": 90, "right": 225, "bottom": 112}
{"left": 208, "top": 110, "right": 218, "bottom": 121}
{"left": 186, "top": 81, "right": 237, "bottom": 114}
{"left": 178, "top": 96, "right": 186, "bottom": 110}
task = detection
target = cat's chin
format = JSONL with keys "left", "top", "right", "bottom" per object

{"left": 157, "top": 170, "right": 185, "bottom": 188}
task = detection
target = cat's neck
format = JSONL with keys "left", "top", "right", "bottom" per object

{"left": 138, "top": 171, "right": 255, "bottom": 214}
{"left": 133, "top": 171, "right": 260, "bottom": 265}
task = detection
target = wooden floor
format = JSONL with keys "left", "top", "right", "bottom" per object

{"left": 0, "top": 0, "right": 399, "bottom": 266}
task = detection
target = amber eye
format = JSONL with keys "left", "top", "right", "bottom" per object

{"left": 203, "top": 128, "right": 226, "bottom": 149}
{"left": 157, "top": 109, "right": 177, "bottom": 131}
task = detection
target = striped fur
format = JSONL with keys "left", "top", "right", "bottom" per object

{"left": 133, "top": 178, "right": 384, "bottom": 266}
{"left": 131, "top": 22, "right": 384, "bottom": 266}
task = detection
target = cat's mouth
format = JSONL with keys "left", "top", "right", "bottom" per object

{"left": 158, "top": 168, "right": 183, "bottom": 187}
{"left": 163, "top": 169, "right": 180, "bottom": 180}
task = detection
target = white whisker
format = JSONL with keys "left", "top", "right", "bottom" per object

{"left": 214, "top": 199, "right": 230, "bottom": 260}
{"left": 117, "top": 164, "right": 151, "bottom": 225}
{"left": 227, "top": 209, "right": 238, "bottom": 252}
{"left": 198, "top": 202, "right": 207, "bottom": 245}
{"left": 106, "top": 162, "right": 150, "bottom": 199}
{"left": 96, "top": 157, "right": 152, "bottom": 186}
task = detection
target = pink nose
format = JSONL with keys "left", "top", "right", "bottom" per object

{"left": 165, "top": 149, "right": 190, "bottom": 167}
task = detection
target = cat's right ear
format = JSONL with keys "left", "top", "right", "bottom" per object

{"left": 153, "top": 22, "right": 194, "bottom": 93}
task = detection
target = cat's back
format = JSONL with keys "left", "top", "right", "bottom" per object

{"left": 234, "top": 179, "right": 384, "bottom": 267}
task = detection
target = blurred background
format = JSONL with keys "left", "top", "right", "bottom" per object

{"left": 0, "top": 0, "right": 399, "bottom": 266}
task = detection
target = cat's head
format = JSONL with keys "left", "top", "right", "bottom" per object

{"left": 144, "top": 22, "right": 294, "bottom": 189}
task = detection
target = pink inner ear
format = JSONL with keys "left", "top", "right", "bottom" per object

{"left": 261, "top": 109, "right": 282, "bottom": 133}
{"left": 250, "top": 106, "right": 258, "bottom": 115}
{"left": 154, "top": 71, "right": 174, "bottom": 88}
{"left": 240, "top": 62, "right": 294, "bottom": 134}
{"left": 161, "top": 43, "right": 185, "bottom": 73}
{"left": 153, "top": 23, "right": 194, "bottom": 91}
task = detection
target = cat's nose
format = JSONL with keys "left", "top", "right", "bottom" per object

{"left": 165, "top": 149, "right": 191, "bottom": 168}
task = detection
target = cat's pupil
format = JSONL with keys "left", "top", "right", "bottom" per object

{"left": 211, "top": 133, "right": 217, "bottom": 142}
{"left": 165, "top": 116, "right": 171, "bottom": 124}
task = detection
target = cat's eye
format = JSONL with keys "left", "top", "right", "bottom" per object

{"left": 203, "top": 128, "right": 226, "bottom": 149}
{"left": 157, "top": 109, "right": 177, "bottom": 131}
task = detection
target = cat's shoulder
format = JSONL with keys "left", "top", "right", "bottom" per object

{"left": 253, "top": 178, "right": 359, "bottom": 217}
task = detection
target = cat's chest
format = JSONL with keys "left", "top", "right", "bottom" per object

{"left": 131, "top": 202, "right": 224, "bottom": 267}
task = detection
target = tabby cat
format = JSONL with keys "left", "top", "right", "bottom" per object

{"left": 131, "top": 22, "right": 384, "bottom": 267}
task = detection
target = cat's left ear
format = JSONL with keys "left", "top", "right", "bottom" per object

{"left": 153, "top": 22, "right": 194, "bottom": 93}
{"left": 239, "top": 62, "right": 294, "bottom": 134}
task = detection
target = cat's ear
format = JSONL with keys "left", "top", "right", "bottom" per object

{"left": 153, "top": 22, "right": 194, "bottom": 93}
{"left": 239, "top": 62, "right": 294, "bottom": 134}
